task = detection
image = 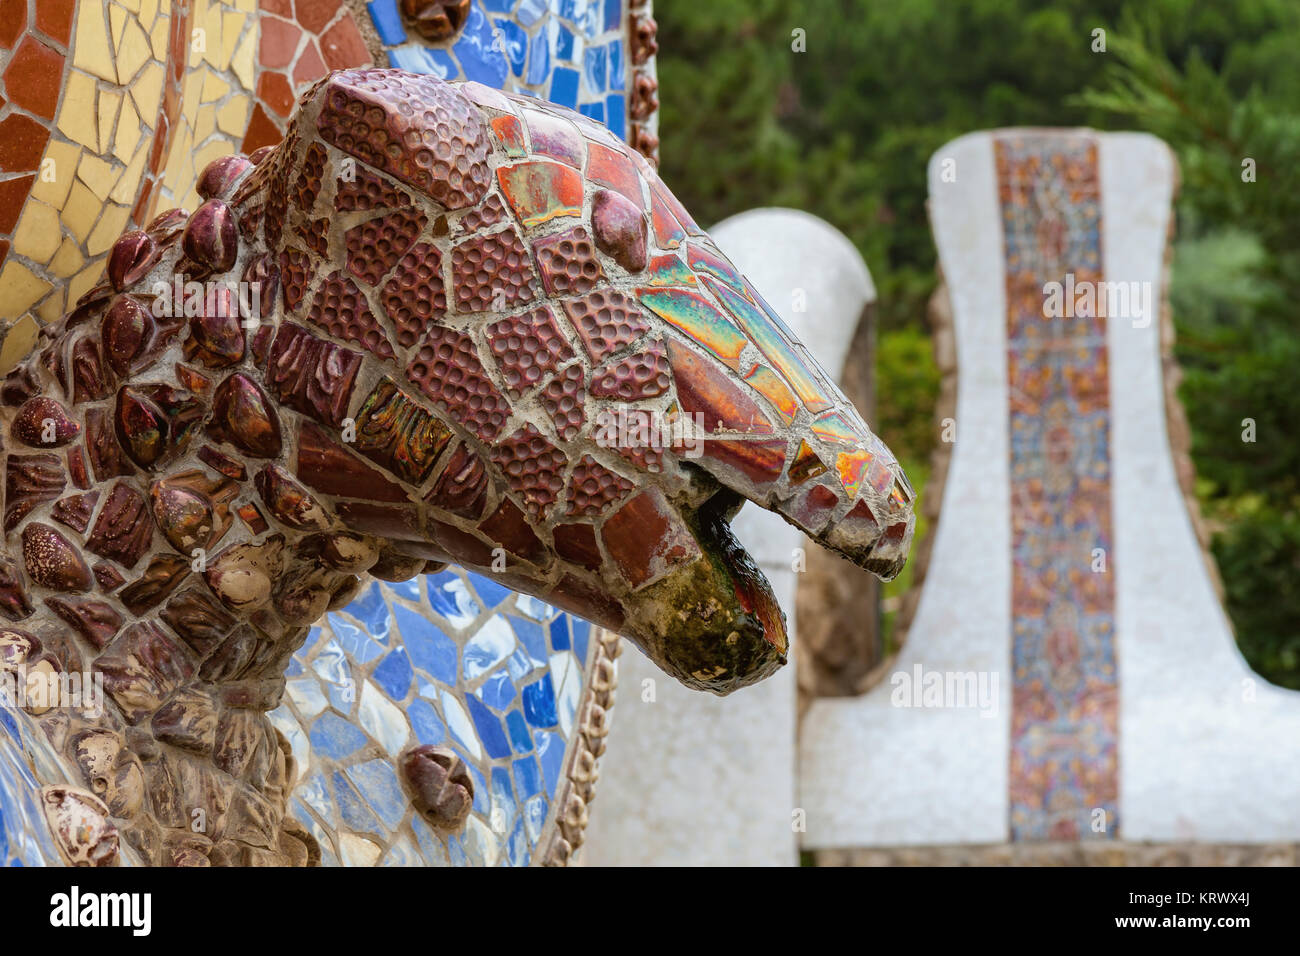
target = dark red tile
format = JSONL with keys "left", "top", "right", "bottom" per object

{"left": 34, "top": 0, "right": 74, "bottom": 45}
{"left": 0, "top": 174, "right": 35, "bottom": 232}
{"left": 0, "top": 114, "right": 50, "bottom": 173}
{"left": 296, "top": 421, "right": 410, "bottom": 503}
{"left": 240, "top": 103, "right": 283, "bottom": 154}
{"left": 296, "top": 0, "right": 342, "bottom": 35}
{"left": 600, "top": 488, "right": 700, "bottom": 589}
{"left": 257, "top": 70, "right": 295, "bottom": 117}
{"left": 0, "top": 0, "right": 25, "bottom": 48}
{"left": 666, "top": 337, "right": 774, "bottom": 435}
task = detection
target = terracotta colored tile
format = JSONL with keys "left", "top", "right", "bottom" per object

{"left": 0, "top": 174, "right": 35, "bottom": 232}
{"left": 600, "top": 488, "right": 700, "bottom": 589}
{"left": 296, "top": 0, "right": 342, "bottom": 35}
{"left": 587, "top": 142, "right": 643, "bottom": 208}
{"left": 666, "top": 337, "right": 773, "bottom": 435}
{"left": 35, "top": 0, "right": 74, "bottom": 44}
{"left": 477, "top": 498, "right": 545, "bottom": 565}
{"left": 257, "top": 70, "right": 295, "bottom": 117}
{"left": 292, "top": 39, "right": 328, "bottom": 86}
{"left": 263, "top": 0, "right": 294, "bottom": 16}
{"left": 4, "top": 36, "right": 64, "bottom": 119}
{"left": 0, "top": 0, "right": 25, "bottom": 48}
{"left": 638, "top": 287, "right": 747, "bottom": 370}
{"left": 0, "top": 239, "right": 9, "bottom": 264}
{"left": 0, "top": 114, "right": 50, "bottom": 173}
{"left": 296, "top": 421, "right": 409, "bottom": 502}
{"left": 318, "top": 15, "right": 371, "bottom": 71}
{"left": 240, "top": 102, "right": 283, "bottom": 153}
{"left": 496, "top": 160, "right": 583, "bottom": 227}
{"left": 700, "top": 438, "right": 788, "bottom": 489}
{"left": 649, "top": 183, "right": 684, "bottom": 249}
{"left": 259, "top": 18, "right": 301, "bottom": 70}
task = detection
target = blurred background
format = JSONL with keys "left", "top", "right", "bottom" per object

{"left": 653, "top": 0, "right": 1300, "bottom": 687}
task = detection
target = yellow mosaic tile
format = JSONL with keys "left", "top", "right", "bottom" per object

{"left": 182, "top": 68, "right": 204, "bottom": 125}
{"left": 202, "top": 3, "right": 225, "bottom": 70}
{"left": 97, "top": 88, "right": 123, "bottom": 153}
{"left": 62, "top": 181, "right": 100, "bottom": 243}
{"left": 130, "top": 60, "right": 165, "bottom": 119}
{"left": 67, "top": 264, "right": 102, "bottom": 313}
{"left": 141, "top": 0, "right": 161, "bottom": 28}
{"left": 231, "top": 27, "right": 255, "bottom": 90}
{"left": 56, "top": 71, "right": 99, "bottom": 146}
{"left": 110, "top": 143, "right": 150, "bottom": 205}
{"left": 216, "top": 94, "right": 252, "bottom": 137}
{"left": 12, "top": 201, "right": 62, "bottom": 265}
{"left": 109, "top": 4, "right": 128, "bottom": 47}
{"left": 0, "top": 262, "right": 53, "bottom": 316}
{"left": 29, "top": 141, "right": 81, "bottom": 208}
{"left": 194, "top": 103, "right": 217, "bottom": 146}
{"left": 87, "top": 202, "right": 133, "bottom": 256}
{"left": 115, "top": 99, "right": 143, "bottom": 163}
{"left": 0, "top": 317, "right": 40, "bottom": 375}
{"left": 49, "top": 239, "right": 86, "bottom": 280}
{"left": 72, "top": 4, "right": 118, "bottom": 83}
{"left": 203, "top": 70, "right": 231, "bottom": 103}
{"left": 222, "top": 11, "right": 246, "bottom": 68}
{"left": 77, "top": 153, "right": 121, "bottom": 202}
{"left": 118, "top": 0, "right": 143, "bottom": 15}
{"left": 35, "top": 292, "right": 65, "bottom": 325}
{"left": 234, "top": 0, "right": 254, "bottom": 12}
{"left": 150, "top": 16, "right": 169, "bottom": 59}
{"left": 117, "top": 17, "right": 153, "bottom": 85}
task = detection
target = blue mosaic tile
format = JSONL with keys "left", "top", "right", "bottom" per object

{"left": 481, "top": 0, "right": 516, "bottom": 12}
{"left": 608, "top": 38, "right": 624, "bottom": 90}
{"left": 511, "top": 615, "right": 548, "bottom": 666}
{"left": 506, "top": 709, "right": 533, "bottom": 753}
{"left": 526, "top": 23, "right": 552, "bottom": 85}
{"left": 327, "top": 614, "right": 385, "bottom": 665}
{"left": 463, "top": 616, "right": 516, "bottom": 680}
{"left": 478, "top": 670, "right": 517, "bottom": 711}
{"left": 517, "top": 0, "right": 548, "bottom": 27}
{"left": 549, "top": 615, "right": 570, "bottom": 651}
{"left": 579, "top": 101, "right": 604, "bottom": 123}
{"left": 350, "top": 583, "right": 392, "bottom": 644}
{"left": 346, "top": 759, "right": 408, "bottom": 830}
{"left": 466, "top": 695, "right": 512, "bottom": 759}
{"left": 583, "top": 41, "right": 607, "bottom": 93}
{"left": 468, "top": 571, "right": 511, "bottom": 609}
{"left": 536, "top": 729, "right": 564, "bottom": 795}
{"left": 605, "top": 93, "right": 626, "bottom": 139}
{"left": 524, "top": 793, "right": 548, "bottom": 842}
{"left": 495, "top": 18, "right": 528, "bottom": 76}
{"left": 427, "top": 571, "right": 482, "bottom": 627}
{"left": 513, "top": 754, "right": 543, "bottom": 798}
{"left": 454, "top": 5, "right": 510, "bottom": 87}
{"left": 506, "top": 645, "right": 538, "bottom": 682}
{"left": 395, "top": 604, "right": 458, "bottom": 684}
{"left": 373, "top": 648, "right": 413, "bottom": 700}
{"left": 555, "top": 24, "right": 578, "bottom": 62}
{"left": 491, "top": 766, "right": 517, "bottom": 828}
{"left": 409, "top": 698, "right": 447, "bottom": 746}
{"left": 522, "top": 674, "right": 559, "bottom": 728}
{"left": 310, "top": 712, "right": 369, "bottom": 760}
{"left": 333, "top": 770, "right": 385, "bottom": 834}
{"left": 507, "top": 817, "right": 528, "bottom": 865}
{"left": 465, "top": 761, "right": 489, "bottom": 815}
{"left": 604, "top": 0, "right": 621, "bottom": 31}
{"left": 366, "top": 0, "right": 407, "bottom": 45}
{"left": 550, "top": 66, "right": 580, "bottom": 109}
{"left": 572, "top": 617, "right": 591, "bottom": 663}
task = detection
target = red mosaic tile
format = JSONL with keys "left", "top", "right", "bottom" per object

{"left": 639, "top": 288, "right": 747, "bottom": 371}
{"left": 532, "top": 226, "right": 605, "bottom": 297}
{"left": 258, "top": 71, "right": 296, "bottom": 117}
{"left": 259, "top": 18, "right": 302, "bottom": 70}
{"left": 0, "top": 174, "right": 36, "bottom": 232}
{"left": 562, "top": 289, "right": 650, "bottom": 362}
{"left": 566, "top": 455, "right": 633, "bottom": 517}
{"left": 700, "top": 438, "right": 788, "bottom": 489}
{"left": 553, "top": 522, "right": 602, "bottom": 571}
{"left": 241, "top": 103, "right": 283, "bottom": 154}
{"left": 489, "top": 424, "right": 567, "bottom": 521}
{"left": 484, "top": 304, "right": 574, "bottom": 396}
{"left": 496, "top": 160, "right": 583, "bottom": 227}
{"left": 521, "top": 109, "right": 586, "bottom": 169}
{"left": 587, "top": 142, "right": 643, "bottom": 208}
{"left": 600, "top": 488, "right": 701, "bottom": 589}
{"left": 319, "top": 15, "right": 372, "bottom": 71}
{"left": 0, "top": 114, "right": 50, "bottom": 173}
{"left": 666, "top": 338, "right": 773, "bottom": 435}
{"left": 478, "top": 498, "right": 546, "bottom": 565}
{"left": 590, "top": 342, "right": 670, "bottom": 401}
{"left": 4, "top": 36, "right": 63, "bottom": 120}
{"left": 490, "top": 115, "right": 527, "bottom": 158}
{"left": 0, "top": 0, "right": 25, "bottom": 48}
{"left": 296, "top": 421, "right": 409, "bottom": 502}
{"left": 296, "top": 0, "right": 343, "bottom": 34}
{"left": 293, "top": 39, "right": 329, "bottom": 85}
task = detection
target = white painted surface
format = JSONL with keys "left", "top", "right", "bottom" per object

{"left": 800, "top": 129, "right": 1300, "bottom": 850}
{"left": 581, "top": 209, "right": 875, "bottom": 865}
{"left": 800, "top": 134, "right": 1011, "bottom": 847}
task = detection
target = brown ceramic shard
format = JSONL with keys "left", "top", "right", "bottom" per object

{"left": 22, "top": 523, "right": 94, "bottom": 592}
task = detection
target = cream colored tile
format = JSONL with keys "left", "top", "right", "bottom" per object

{"left": 182, "top": 68, "right": 204, "bottom": 125}
{"left": 231, "top": 27, "right": 255, "bottom": 91}
{"left": 234, "top": 0, "right": 254, "bottom": 11}
{"left": 49, "top": 238, "right": 86, "bottom": 279}
{"left": 67, "top": 265, "right": 102, "bottom": 313}
{"left": 202, "top": 70, "right": 230, "bottom": 103}
{"left": 116, "top": 16, "right": 152, "bottom": 84}
{"left": 162, "top": 126, "right": 193, "bottom": 195}
{"left": 129, "top": 60, "right": 165, "bottom": 119}
{"left": 87, "top": 202, "right": 133, "bottom": 256}
{"left": 140, "top": 0, "right": 160, "bottom": 30}
{"left": 35, "top": 291, "right": 65, "bottom": 325}
{"left": 62, "top": 181, "right": 100, "bottom": 243}
{"left": 97, "top": 88, "right": 122, "bottom": 153}
{"left": 72, "top": 4, "right": 118, "bottom": 82}
{"left": 0, "top": 262, "right": 53, "bottom": 319}
{"left": 12, "top": 201, "right": 63, "bottom": 264}
{"left": 193, "top": 105, "right": 216, "bottom": 147}
{"left": 0, "top": 317, "right": 40, "bottom": 373}
{"left": 56, "top": 72, "right": 99, "bottom": 145}
{"left": 220, "top": 11, "right": 245, "bottom": 70}
{"left": 117, "top": 0, "right": 142, "bottom": 14}
{"left": 216, "top": 93, "right": 251, "bottom": 138}
{"left": 203, "top": 2, "right": 225, "bottom": 70}
{"left": 108, "top": 4, "right": 127, "bottom": 46}
{"left": 29, "top": 141, "right": 81, "bottom": 208}
{"left": 109, "top": 142, "right": 149, "bottom": 204}
{"left": 150, "top": 16, "right": 169, "bottom": 60}
{"left": 77, "top": 152, "right": 121, "bottom": 202}
{"left": 114, "top": 98, "right": 142, "bottom": 163}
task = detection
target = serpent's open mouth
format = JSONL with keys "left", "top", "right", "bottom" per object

{"left": 696, "top": 488, "right": 787, "bottom": 658}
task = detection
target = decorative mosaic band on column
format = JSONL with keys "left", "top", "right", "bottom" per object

{"left": 995, "top": 133, "right": 1119, "bottom": 841}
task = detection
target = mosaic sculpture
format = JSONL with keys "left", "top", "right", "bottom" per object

{"left": 1, "top": 0, "right": 667, "bottom": 868}
{"left": 0, "top": 68, "right": 913, "bottom": 866}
